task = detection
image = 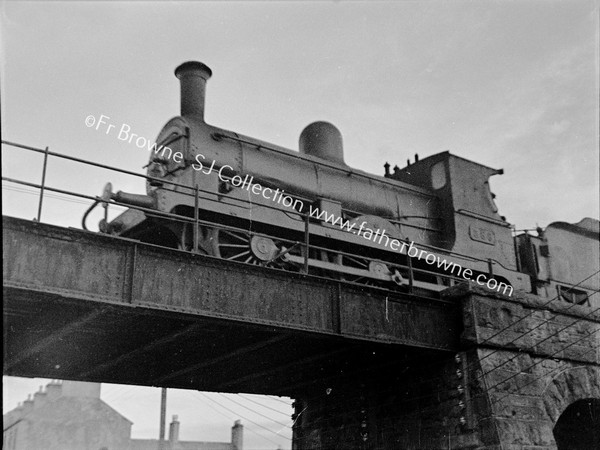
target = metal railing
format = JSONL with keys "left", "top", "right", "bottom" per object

{"left": 2, "top": 139, "right": 482, "bottom": 300}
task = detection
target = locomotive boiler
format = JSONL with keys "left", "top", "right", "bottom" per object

{"left": 85, "top": 61, "right": 598, "bottom": 304}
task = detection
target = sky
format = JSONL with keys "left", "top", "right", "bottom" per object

{"left": 1, "top": 0, "right": 598, "bottom": 448}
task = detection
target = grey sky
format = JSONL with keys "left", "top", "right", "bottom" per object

{"left": 2, "top": 1, "right": 598, "bottom": 449}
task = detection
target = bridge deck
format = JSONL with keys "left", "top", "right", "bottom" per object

{"left": 3, "top": 216, "right": 459, "bottom": 396}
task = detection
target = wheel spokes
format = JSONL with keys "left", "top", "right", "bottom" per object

{"left": 226, "top": 250, "right": 250, "bottom": 261}
{"left": 221, "top": 230, "right": 249, "bottom": 242}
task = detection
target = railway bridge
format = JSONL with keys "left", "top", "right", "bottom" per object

{"left": 3, "top": 216, "right": 599, "bottom": 450}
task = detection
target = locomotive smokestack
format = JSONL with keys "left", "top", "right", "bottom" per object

{"left": 175, "top": 61, "right": 212, "bottom": 120}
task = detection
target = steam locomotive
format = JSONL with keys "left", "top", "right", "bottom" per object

{"left": 84, "top": 61, "right": 599, "bottom": 305}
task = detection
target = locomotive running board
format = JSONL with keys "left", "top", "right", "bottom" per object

{"left": 283, "top": 254, "right": 448, "bottom": 292}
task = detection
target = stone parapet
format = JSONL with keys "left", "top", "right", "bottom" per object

{"left": 444, "top": 284, "right": 599, "bottom": 450}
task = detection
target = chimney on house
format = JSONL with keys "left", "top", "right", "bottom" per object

{"left": 168, "top": 415, "right": 180, "bottom": 445}
{"left": 45, "top": 380, "right": 62, "bottom": 402}
{"left": 13, "top": 402, "right": 24, "bottom": 420}
{"left": 22, "top": 394, "right": 34, "bottom": 415}
{"left": 231, "top": 420, "right": 243, "bottom": 450}
{"left": 33, "top": 385, "right": 48, "bottom": 409}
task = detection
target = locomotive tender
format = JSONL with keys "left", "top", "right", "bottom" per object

{"left": 87, "top": 61, "right": 599, "bottom": 305}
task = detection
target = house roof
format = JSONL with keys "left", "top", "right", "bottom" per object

{"left": 4, "top": 396, "right": 133, "bottom": 428}
{"left": 129, "top": 438, "right": 231, "bottom": 450}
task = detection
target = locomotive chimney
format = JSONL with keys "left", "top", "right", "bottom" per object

{"left": 175, "top": 61, "right": 212, "bottom": 120}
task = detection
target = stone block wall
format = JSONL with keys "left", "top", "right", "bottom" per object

{"left": 449, "top": 284, "right": 599, "bottom": 450}
{"left": 291, "top": 284, "right": 599, "bottom": 449}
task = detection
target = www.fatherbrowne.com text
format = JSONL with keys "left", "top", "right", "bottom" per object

{"left": 307, "top": 206, "right": 513, "bottom": 296}
{"left": 86, "top": 113, "right": 513, "bottom": 296}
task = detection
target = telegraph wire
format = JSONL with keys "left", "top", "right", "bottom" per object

{"left": 494, "top": 344, "right": 598, "bottom": 406}
{"left": 478, "top": 303, "right": 600, "bottom": 380}
{"left": 486, "top": 328, "right": 599, "bottom": 408}
{"left": 101, "top": 385, "right": 160, "bottom": 411}
{"left": 540, "top": 362, "right": 596, "bottom": 395}
{"left": 368, "top": 275, "right": 600, "bottom": 407}
{"left": 283, "top": 299, "right": 599, "bottom": 424}
{"left": 237, "top": 393, "right": 293, "bottom": 417}
{"left": 2, "top": 184, "right": 92, "bottom": 206}
{"left": 196, "top": 392, "right": 291, "bottom": 442}
{"left": 193, "top": 392, "right": 237, "bottom": 422}
{"left": 399, "top": 343, "right": 599, "bottom": 426}
{"left": 394, "top": 304, "right": 600, "bottom": 416}
{"left": 4, "top": 140, "right": 598, "bottom": 437}
{"left": 359, "top": 287, "right": 596, "bottom": 412}
{"left": 195, "top": 392, "right": 289, "bottom": 447}
{"left": 288, "top": 342, "right": 599, "bottom": 434}
{"left": 266, "top": 395, "right": 295, "bottom": 406}
{"left": 288, "top": 345, "right": 598, "bottom": 433}
{"left": 8, "top": 176, "right": 593, "bottom": 394}
{"left": 433, "top": 280, "right": 600, "bottom": 400}
{"left": 98, "top": 279, "right": 600, "bottom": 430}
{"left": 391, "top": 303, "right": 600, "bottom": 408}
{"left": 218, "top": 393, "right": 291, "bottom": 428}
{"left": 475, "top": 272, "right": 599, "bottom": 364}
{"left": 101, "top": 385, "right": 136, "bottom": 403}
{"left": 286, "top": 273, "right": 600, "bottom": 414}
{"left": 193, "top": 392, "right": 286, "bottom": 448}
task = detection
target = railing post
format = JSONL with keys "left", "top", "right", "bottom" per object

{"left": 36, "top": 146, "right": 49, "bottom": 222}
{"left": 304, "top": 213, "right": 310, "bottom": 274}
{"left": 406, "top": 240, "right": 414, "bottom": 294}
{"left": 193, "top": 184, "right": 199, "bottom": 253}
{"left": 513, "top": 232, "right": 522, "bottom": 273}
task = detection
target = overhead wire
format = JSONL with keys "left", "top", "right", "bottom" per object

{"left": 386, "top": 300, "right": 600, "bottom": 409}
{"left": 475, "top": 271, "right": 599, "bottom": 362}
{"left": 196, "top": 392, "right": 291, "bottom": 445}
{"left": 3, "top": 139, "right": 598, "bottom": 440}
{"left": 478, "top": 303, "right": 600, "bottom": 381}
{"left": 236, "top": 393, "right": 293, "bottom": 418}
{"left": 337, "top": 287, "right": 598, "bottom": 415}
{"left": 282, "top": 292, "right": 599, "bottom": 426}
{"left": 361, "top": 275, "right": 600, "bottom": 409}
{"left": 288, "top": 341, "right": 599, "bottom": 438}
{"left": 101, "top": 384, "right": 153, "bottom": 406}
{"left": 217, "top": 393, "right": 291, "bottom": 428}
{"left": 2, "top": 183, "right": 93, "bottom": 206}
{"left": 266, "top": 395, "right": 295, "bottom": 406}
{"left": 192, "top": 392, "right": 285, "bottom": 447}
{"left": 486, "top": 327, "right": 599, "bottom": 408}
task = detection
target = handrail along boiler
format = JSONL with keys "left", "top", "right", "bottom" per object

{"left": 88, "top": 61, "right": 599, "bottom": 304}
